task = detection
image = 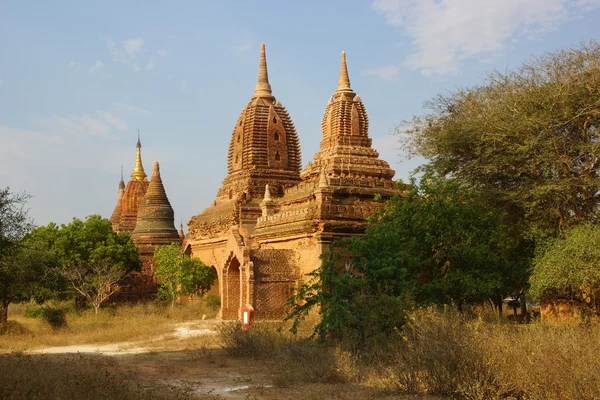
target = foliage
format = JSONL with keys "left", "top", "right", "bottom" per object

{"left": 286, "top": 175, "right": 531, "bottom": 345}
{"left": 0, "top": 188, "right": 37, "bottom": 325}
{"left": 401, "top": 41, "right": 600, "bottom": 236}
{"left": 181, "top": 258, "right": 217, "bottom": 302}
{"left": 0, "top": 187, "right": 34, "bottom": 261}
{"left": 529, "top": 223, "right": 600, "bottom": 313}
{"left": 34, "top": 215, "right": 140, "bottom": 314}
{"left": 154, "top": 244, "right": 216, "bottom": 307}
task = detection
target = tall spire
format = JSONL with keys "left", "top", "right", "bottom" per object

{"left": 254, "top": 43, "right": 274, "bottom": 99}
{"left": 131, "top": 129, "right": 147, "bottom": 181}
{"left": 336, "top": 51, "right": 353, "bottom": 95}
{"left": 119, "top": 165, "right": 125, "bottom": 190}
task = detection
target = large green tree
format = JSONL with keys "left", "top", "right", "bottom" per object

{"left": 0, "top": 187, "right": 35, "bottom": 324}
{"left": 154, "top": 244, "right": 216, "bottom": 307}
{"left": 401, "top": 41, "right": 600, "bottom": 236}
{"left": 530, "top": 223, "right": 600, "bottom": 314}
{"left": 287, "top": 176, "right": 531, "bottom": 345}
{"left": 50, "top": 215, "right": 140, "bottom": 314}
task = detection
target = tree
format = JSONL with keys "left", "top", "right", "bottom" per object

{"left": 154, "top": 244, "right": 216, "bottom": 307}
{"left": 0, "top": 187, "right": 35, "bottom": 325}
{"left": 181, "top": 258, "right": 217, "bottom": 304}
{"left": 401, "top": 41, "right": 600, "bottom": 236}
{"left": 51, "top": 215, "right": 139, "bottom": 314}
{"left": 286, "top": 176, "right": 531, "bottom": 345}
{"left": 529, "top": 223, "right": 600, "bottom": 314}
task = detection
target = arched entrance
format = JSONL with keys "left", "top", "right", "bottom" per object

{"left": 223, "top": 257, "right": 241, "bottom": 319}
{"left": 207, "top": 265, "right": 219, "bottom": 295}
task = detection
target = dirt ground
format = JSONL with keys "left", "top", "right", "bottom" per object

{"left": 29, "top": 320, "right": 436, "bottom": 400}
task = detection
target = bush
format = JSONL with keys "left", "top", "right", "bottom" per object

{"left": 217, "top": 321, "right": 357, "bottom": 387}
{"left": 205, "top": 294, "right": 221, "bottom": 311}
{"left": 41, "top": 307, "right": 67, "bottom": 329}
{"left": 373, "top": 308, "right": 600, "bottom": 399}
{"left": 23, "top": 303, "right": 67, "bottom": 329}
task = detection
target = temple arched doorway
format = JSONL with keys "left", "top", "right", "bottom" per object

{"left": 223, "top": 256, "right": 241, "bottom": 319}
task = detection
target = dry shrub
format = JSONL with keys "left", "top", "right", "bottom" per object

{"left": 375, "top": 307, "right": 600, "bottom": 400}
{"left": 377, "top": 308, "right": 497, "bottom": 398}
{"left": 217, "top": 321, "right": 358, "bottom": 387}
{"left": 0, "top": 353, "right": 194, "bottom": 400}
{"left": 218, "top": 321, "right": 282, "bottom": 358}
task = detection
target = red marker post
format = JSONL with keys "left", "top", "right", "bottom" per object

{"left": 241, "top": 304, "right": 254, "bottom": 331}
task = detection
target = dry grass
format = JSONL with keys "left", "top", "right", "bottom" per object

{"left": 0, "top": 300, "right": 218, "bottom": 352}
{"left": 369, "top": 308, "right": 600, "bottom": 399}
{"left": 217, "top": 308, "right": 600, "bottom": 399}
{"left": 0, "top": 353, "right": 195, "bottom": 400}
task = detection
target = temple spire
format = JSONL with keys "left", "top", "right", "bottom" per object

{"left": 131, "top": 130, "right": 147, "bottom": 181}
{"left": 254, "top": 43, "right": 274, "bottom": 99}
{"left": 119, "top": 165, "right": 125, "bottom": 191}
{"left": 336, "top": 51, "right": 353, "bottom": 94}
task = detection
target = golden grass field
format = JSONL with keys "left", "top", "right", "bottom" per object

{"left": 1, "top": 302, "right": 600, "bottom": 399}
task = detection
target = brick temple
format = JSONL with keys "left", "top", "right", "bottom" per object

{"left": 109, "top": 44, "right": 396, "bottom": 317}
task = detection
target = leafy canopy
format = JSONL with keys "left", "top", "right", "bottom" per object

{"left": 401, "top": 41, "right": 600, "bottom": 236}
{"left": 154, "top": 243, "right": 216, "bottom": 307}
{"left": 530, "top": 223, "right": 600, "bottom": 314}
{"left": 286, "top": 176, "right": 530, "bottom": 345}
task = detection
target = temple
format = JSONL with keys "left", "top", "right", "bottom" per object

{"left": 108, "top": 44, "right": 396, "bottom": 316}
{"left": 109, "top": 136, "right": 181, "bottom": 299}
{"left": 184, "top": 45, "right": 396, "bottom": 319}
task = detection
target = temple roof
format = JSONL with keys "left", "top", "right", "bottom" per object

{"left": 119, "top": 136, "right": 149, "bottom": 233}
{"left": 302, "top": 51, "right": 395, "bottom": 186}
{"left": 131, "top": 131, "right": 147, "bottom": 181}
{"left": 109, "top": 166, "right": 126, "bottom": 230}
{"left": 217, "top": 43, "right": 302, "bottom": 200}
{"left": 131, "top": 161, "right": 180, "bottom": 242}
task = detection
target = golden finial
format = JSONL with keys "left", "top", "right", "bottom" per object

{"left": 130, "top": 130, "right": 147, "bottom": 181}
{"left": 254, "top": 43, "right": 274, "bottom": 99}
{"left": 152, "top": 160, "right": 160, "bottom": 177}
{"left": 336, "top": 51, "right": 353, "bottom": 94}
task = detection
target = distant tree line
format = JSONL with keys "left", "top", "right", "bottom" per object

{"left": 0, "top": 193, "right": 215, "bottom": 326}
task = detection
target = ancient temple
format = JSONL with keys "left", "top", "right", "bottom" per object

{"left": 109, "top": 137, "right": 180, "bottom": 299}
{"left": 109, "top": 167, "right": 125, "bottom": 231}
{"left": 115, "top": 134, "right": 150, "bottom": 233}
{"left": 185, "top": 45, "right": 396, "bottom": 319}
{"left": 131, "top": 161, "right": 181, "bottom": 275}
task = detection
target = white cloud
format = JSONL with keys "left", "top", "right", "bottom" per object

{"left": 180, "top": 79, "right": 188, "bottom": 91}
{"left": 362, "top": 65, "right": 401, "bottom": 82}
{"left": 96, "top": 111, "right": 128, "bottom": 131}
{"left": 123, "top": 39, "right": 144, "bottom": 58}
{"left": 104, "top": 37, "right": 146, "bottom": 72}
{"left": 372, "top": 0, "right": 600, "bottom": 75}
{"left": 89, "top": 60, "right": 105, "bottom": 72}
{"left": 35, "top": 114, "right": 117, "bottom": 139}
{"left": 68, "top": 61, "right": 82, "bottom": 71}
{"left": 113, "top": 102, "right": 150, "bottom": 116}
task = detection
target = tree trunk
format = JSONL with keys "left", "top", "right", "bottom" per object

{"left": 93, "top": 304, "right": 100, "bottom": 315}
{"left": 0, "top": 301, "right": 9, "bottom": 325}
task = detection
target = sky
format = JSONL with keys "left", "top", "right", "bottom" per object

{"left": 0, "top": 0, "right": 599, "bottom": 228}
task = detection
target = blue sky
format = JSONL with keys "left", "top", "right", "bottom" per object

{"left": 0, "top": 0, "right": 598, "bottom": 228}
